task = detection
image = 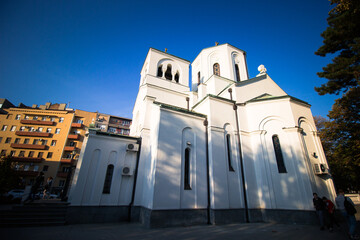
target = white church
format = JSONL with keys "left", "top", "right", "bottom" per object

{"left": 68, "top": 43, "right": 336, "bottom": 227}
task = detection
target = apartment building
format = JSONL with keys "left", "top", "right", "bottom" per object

{"left": 0, "top": 101, "right": 75, "bottom": 190}
{"left": 0, "top": 99, "right": 131, "bottom": 193}
{"left": 95, "top": 113, "right": 131, "bottom": 135}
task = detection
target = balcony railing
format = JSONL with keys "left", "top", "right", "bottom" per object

{"left": 20, "top": 119, "right": 54, "bottom": 126}
{"left": 57, "top": 172, "right": 69, "bottom": 178}
{"left": 11, "top": 143, "right": 47, "bottom": 150}
{"left": 67, "top": 134, "right": 80, "bottom": 140}
{"left": 15, "top": 131, "right": 52, "bottom": 137}
{"left": 60, "top": 158, "right": 75, "bottom": 164}
{"left": 64, "top": 146, "right": 76, "bottom": 151}
{"left": 71, "top": 123, "right": 83, "bottom": 128}
{"left": 11, "top": 156, "right": 43, "bottom": 163}
{"left": 16, "top": 170, "right": 39, "bottom": 177}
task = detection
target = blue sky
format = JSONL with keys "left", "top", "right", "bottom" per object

{"left": 0, "top": 0, "right": 339, "bottom": 119}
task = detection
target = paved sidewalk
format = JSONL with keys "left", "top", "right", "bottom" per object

{"left": 1, "top": 222, "right": 351, "bottom": 240}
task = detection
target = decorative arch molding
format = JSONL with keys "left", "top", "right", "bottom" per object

{"left": 107, "top": 151, "right": 118, "bottom": 166}
{"left": 181, "top": 127, "right": 195, "bottom": 191}
{"left": 208, "top": 50, "right": 222, "bottom": 77}
{"left": 224, "top": 123, "right": 235, "bottom": 134}
{"left": 258, "top": 116, "right": 286, "bottom": 132}
{"left": 298, "top": 117, "right": 316, "bottom": 133}
{"left": 140, "top": 61, "right": 149, "bottom": 84}
{"left": 231, "top": 51, "right": 242, "bottom": 82}
{"left": 156, "top": 58, "right": 182, "bottom": 83}
{"left": 224, "top": 123, "right": 236, "bottom": 172}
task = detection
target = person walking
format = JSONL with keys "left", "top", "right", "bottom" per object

{"left": 24, "top": 172, "right": 44, "bottom": 203}
{"left": 322, "top": 196, "right": 339, "bottom": 232}
{"left": 43, "top": 177, "right": 53, "bottom": 199}
{"left": 335, "top": 189, "right": 358, "bottom": 239}
{"left": 313, "top": 192, "right": 326, "bottom": 230}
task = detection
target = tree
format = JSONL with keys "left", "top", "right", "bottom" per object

{"left": 0, "top": 156, "right": 20, "bottom": 194}
{"left": 315, "top": 0, "right": 360, "bottom": 191}
{"left": 314, "top": 87, "right": 360, "bottom": 191}
{"left": 315, "top": 0, "right": 360, "bottom": 95}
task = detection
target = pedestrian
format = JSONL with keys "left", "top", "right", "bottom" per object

{"left": 322, "top": 196, "right": 339, "bottom": 232}
{"left": 335, "top": 189, "right": 358, "bottom": 239}
{"left": 43, "top": 177, "right": 53, "bottom": 199}
{"left": 24, "top": 172, "right": 44, "bottom": 203}
{"left": 313, "top": 192, "right": 326, "bottom": 230}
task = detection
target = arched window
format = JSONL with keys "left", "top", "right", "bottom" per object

{"left": 174, "top": 72, "right": 179, "bottom": 83}
{"left": 165, "top": 64, "right": 172, "bottom": 80}
{"left": 226, "top": 134, "right": 235, "bottom": 171}
{"left": 184, "top": 148, "right": 191, "bottom": 190}
{"left": 103, "top": 164, "right": 114, "bottom": 194}
{"left": 213, "top": 63, "right": 220, "bottom": 76}
{"left": 272, "top": 135, "right": 287, "bottom": 173}
{"left": 235, "top": 64, "right": 240, "bottom": 82}
{"left": 157, "top": 65, "right": 163, "bottom": 77}
{"left": 197, "top": 72, "right": 201, "bottom": 85}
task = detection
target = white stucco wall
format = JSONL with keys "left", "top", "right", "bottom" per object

{"left": 69, "top": 131, "right": 139, "bottom": 206}
{"left": 151, "top": 107, "right": 207, "bottom": 210}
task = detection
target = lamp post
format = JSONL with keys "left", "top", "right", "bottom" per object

{"left": 61, "top": 150, "right": 76, "bottom": 201}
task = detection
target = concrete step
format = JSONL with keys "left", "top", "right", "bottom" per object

{"left": 1, "top": 221, "right": 67, "bottom": 227}
{"left": 0, "top": 201, "right": 69, "bottom": 227}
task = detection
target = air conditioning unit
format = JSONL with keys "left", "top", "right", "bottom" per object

{"left": 314, "top": 163, "right": 329, "bottom": 175}
{"left": 122, "top": 165, "right": 133, "bottom": 176}
{"left": 126, "top": 143, "right": 139, "bottom": 152}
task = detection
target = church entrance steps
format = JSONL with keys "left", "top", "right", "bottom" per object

{"left": 0, "top": 201, "right": 69, "bottom": 227}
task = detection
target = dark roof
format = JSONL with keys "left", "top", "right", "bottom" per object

{"left": 246, "top": 94, "right": 311, "bottom": 106}
{"left": 91, "top": 129, "right": 140, "bottom": 141}
{"left": 149, "top": 48, "right": 190, "bottom": 63}
{"left": 154, "top": 101, "right": 207, "bottom": 118}
{"left": 192, "top": 94, "right": 235, "bottom": 110}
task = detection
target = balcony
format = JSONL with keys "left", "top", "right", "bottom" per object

{"left": 67, "top": 134, "right": 80, "bottom": 140}
{"left": 71, "top": 123, "right": 83, "bottom": 128}
{"left": 15, "top": 131, "right": 52, "bottom": 137}
{"left": 57, "top": 172, "right": 69, "bottom": 178}
{"left": 16, "top": 170, "right": 39, "bottom": 177}
{"left": 11, "top": 156, "right": 43, "bottom": 163}
{"left": 60, "top": 158, "right": 76, "bottom": 164}
{"left": 21, "top": 119, "right": 54, "bottom": 126}
{"left": 11, "top": 143, "right": 47, "bottom": 150}
{"left": 64, "top": 146, "right": 76, "bottom": 151}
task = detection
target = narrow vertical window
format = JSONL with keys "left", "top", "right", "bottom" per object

{"left": 235, "top": 64, "right": 240, "bottom": 82}
{"left": 213, "top": 63, "right": 220, "bottom": 76}
{"left": 272, "top": 135, "right": 287, "bottom": 173}
{"left": 103, "top": 164, "right": 114, "bottom": 194}
{"left": 226, "top": 134, "right": 235, "bottom": 171}
{"left": 157, "top": 65, "right": 163, "bottom": 77}
{"left": 165, "top": 64, "right": 172, "bottom": 80}
{"left": 197, "top": 72, "right": 201, "bottom": 85}
{"left": 174, "top": 72, "right": 179, "bottom": 83}
{"left": 184, "top": 148, "right": 191, "bottom": 190}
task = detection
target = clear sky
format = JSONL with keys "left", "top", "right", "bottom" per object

{"left": 0, "top": 0, "right": 339, "bottom": 119}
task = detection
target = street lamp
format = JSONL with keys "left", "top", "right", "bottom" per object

{"left": 61, "top": 150, "right": 77, "bottom": 201}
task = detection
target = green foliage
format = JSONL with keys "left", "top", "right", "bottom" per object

{"left": 314, "top": 87, "right": 360, "bottom": 191}
{"left": 315, "top": 0, "right": 360, "bottom": 95}
{"left": 0, "top": 156, "right": 20, "bottom": 194}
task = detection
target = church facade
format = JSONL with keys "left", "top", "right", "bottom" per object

{"left": 68, "top": 43, "right": 336, "bottom": 227}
